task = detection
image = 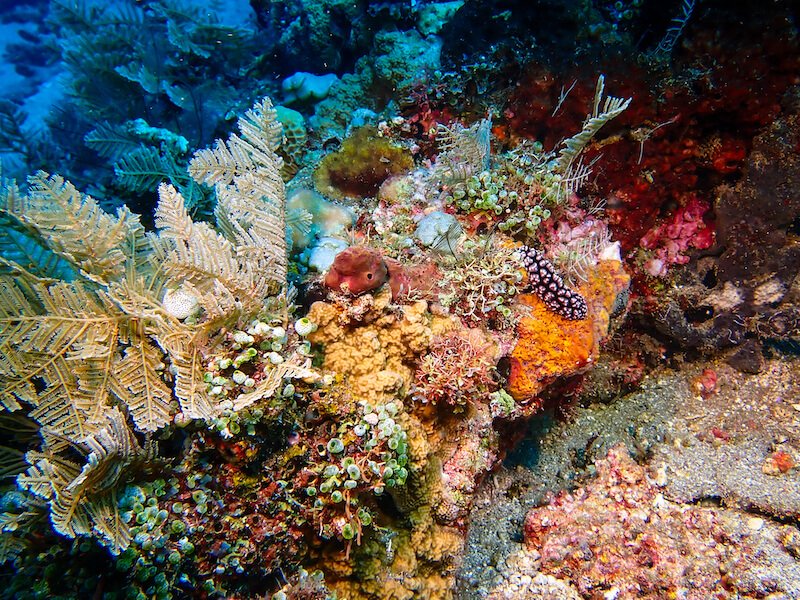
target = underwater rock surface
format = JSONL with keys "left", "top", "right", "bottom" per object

{"left": 459, "top": 357, "right": 800, "bottom": 598}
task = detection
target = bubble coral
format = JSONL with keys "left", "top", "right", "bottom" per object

{"left": 162, "top": 287, "right": 201, "bottom": 320}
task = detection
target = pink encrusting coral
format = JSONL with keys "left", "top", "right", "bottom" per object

{"left": 639, "top": 195, "right": 714, "bottom": 277}
{"left": 519, "top": 444, "right": 799, "bottom": 598}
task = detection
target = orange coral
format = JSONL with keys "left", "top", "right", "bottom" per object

{"left": 508, "top": 259, "right": 630, "bottom": 405}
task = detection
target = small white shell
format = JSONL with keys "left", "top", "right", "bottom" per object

{"left": 233, "top": 331, "right": 255, "bottom": 345}
{"left": 248, "top": 321, "right": 272, "bottom": 336}
{"left": 162, "top": 288, "right": 200, "bottom": 320}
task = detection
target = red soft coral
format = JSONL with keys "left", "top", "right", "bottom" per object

{"left": 412, "top": 329, "right": 498, "bottom": 407}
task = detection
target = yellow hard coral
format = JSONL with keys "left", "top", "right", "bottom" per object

{"left": 508, "top": 258, "right": 630, "bottom": 405}
{"left": 307, "top": 289, "right": 432, "bottom": 403}
{"left": 305, "top": 289, "right": 468, "bottom": 597}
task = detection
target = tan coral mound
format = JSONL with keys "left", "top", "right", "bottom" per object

{"left": 306, "top": 289, "right": 432, "bottom": 403}
{"left": 306, "top": 290, "right": 471, "bottom": 599}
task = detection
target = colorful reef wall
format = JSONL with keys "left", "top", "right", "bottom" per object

{"left": 0, "top": 1, "right": 799, "bottom": 599}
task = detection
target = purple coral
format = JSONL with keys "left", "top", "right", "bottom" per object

{"left": 519, "top": 246, "right": 588, "bottom": 320}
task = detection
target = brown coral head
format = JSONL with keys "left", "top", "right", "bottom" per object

{"left": 323, "top": 246, "right": 389, "bottom": 295}
{"left": 313, "top": 126, "right": 414, "bottom": 199}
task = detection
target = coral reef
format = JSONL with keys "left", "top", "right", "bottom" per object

{"left": 3, "top": 1, "right": 800, "bottom": 597}
{"left": 307, "top": 289, "right": 433, "bottom": 404}
{"left": 639, "top": 195, "right": 714, "bottom": 277}
{"left": 275, "top": 105, "right": 309, "bottom": 180}
{"left": 523, "top": 444, "right": 734, "bottom": 597}
{"left": 250, "top": 0, "right": 372, "bottom": 74}
{"left": 435, "top": 239, "right": 523, "bottom": 329}
{"left": 413, "top": 328, "right": 499, "bottom": 408}
{"left": 282, "top": 72, "right": 339, "bottom": 105}
{"left": 458, "top": 352, "right": 800, "bottom": 599}
{"left": 625, "top": 108, "right": 800, "bottom": 361}
{"left": 0, "top": 61, "right": 639, "bottom": 596}
{"left": 286, "top": 188, "right": 355, "bottom": 251}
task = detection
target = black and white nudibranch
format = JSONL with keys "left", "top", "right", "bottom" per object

{"left": 519, "top": 246, "right": 588, "bottom": 320}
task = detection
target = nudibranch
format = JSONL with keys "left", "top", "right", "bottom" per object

{"left": 519, "top": 246, "right": 588, "bottom": 320}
